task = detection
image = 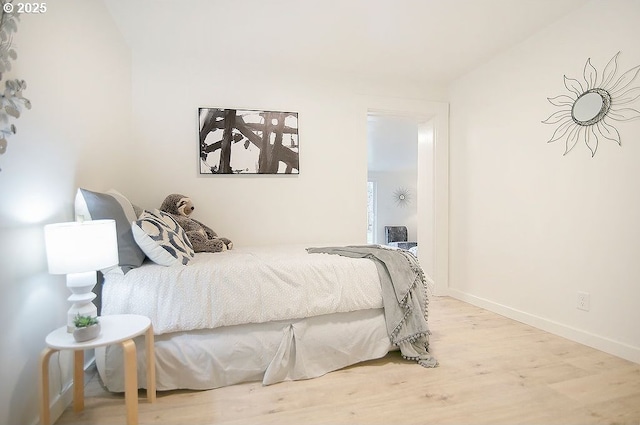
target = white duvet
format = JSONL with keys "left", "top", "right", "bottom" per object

{"left": 101, "top": 245, "right": 383, "bottom": 335}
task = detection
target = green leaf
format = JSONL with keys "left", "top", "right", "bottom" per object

{"left": 5, "top": 105, "right": 19, "bottom": 118}
{"left": 6, "top": 19, "right": 17, "bottom": 33}
{"left": 73, "top": 314, "right": 99, "bottom": 328}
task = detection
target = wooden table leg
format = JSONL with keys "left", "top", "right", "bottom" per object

{"left": 40, "top": 348, "right": 57, "bottom": 425}
{"left": 73, "top": 350, "right": 85, "bottom": 412}
{"left": 121, "top": 339, "right": 138, "bottom": 425}
{"left": 145, "top": 325, "right": 156, "bottom": 402}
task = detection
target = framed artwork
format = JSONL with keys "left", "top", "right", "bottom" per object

{"left": 199, "top": 108, "right": 299, "bottom": 174}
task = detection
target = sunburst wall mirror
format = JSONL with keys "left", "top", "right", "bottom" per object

{"left": 543, "top": 51, "right": 640, "bottom": 157}
{"left": 393, "top": 187, "right": 411, "bottom": 207}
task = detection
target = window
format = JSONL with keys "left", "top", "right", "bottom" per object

{"left": 367, "top": 181, "right": 376, "bottom": 244}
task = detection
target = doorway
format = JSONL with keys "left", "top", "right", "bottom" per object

{"left": 367, "top": 113, "right": 435, "bottom": 281}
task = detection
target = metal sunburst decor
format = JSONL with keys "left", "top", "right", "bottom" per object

{"left": 393, "top": 187, "right": 411, "bottom": 207}
{"left": 543, "top": 51, "right": 640, "bottom": 157}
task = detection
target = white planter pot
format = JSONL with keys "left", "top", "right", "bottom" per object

{"left": 73, "top": 323, "right": 101, "bottom": 342}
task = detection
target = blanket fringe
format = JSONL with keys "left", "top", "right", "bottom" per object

{"left": 389, "top": 249, "right": 431, "bottom": 345}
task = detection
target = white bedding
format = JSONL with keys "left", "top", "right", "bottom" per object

{"left": 97, "top": 245, "right": 393, "bottom": 391}
{"left": 97, "top": 308, "right": 393, "bottom": 391}
{"left": 101, "top": 245, "right": 383, "bottom": 334}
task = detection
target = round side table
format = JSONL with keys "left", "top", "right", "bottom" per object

{"left": 39, "top": 314, "right": 156, "bottom": 425}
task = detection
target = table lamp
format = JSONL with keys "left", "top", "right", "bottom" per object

{"left": 44, "top": 219, "right": 118, "bottom": 332}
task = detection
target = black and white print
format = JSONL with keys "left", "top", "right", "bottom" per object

{"left": 199, "top": 108, "right": 299, "bottom": 174}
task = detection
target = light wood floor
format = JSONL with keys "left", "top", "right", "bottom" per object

{"left": 56, "top": 296, "right": 640, "bottom": 424}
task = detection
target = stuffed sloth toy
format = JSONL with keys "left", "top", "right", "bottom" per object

{"left": 160, "top": 194, "right": 233, "bottom": 253}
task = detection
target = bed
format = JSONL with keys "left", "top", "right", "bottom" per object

{"left": 75, "top": 188, "right": 436, "bottom": 392}
{"left": 97, "top": 245, "right": 396, "bottom": 391}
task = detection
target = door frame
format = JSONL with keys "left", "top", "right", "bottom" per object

{"left": 365, "top": 97, "right": 449, "bottom": 295}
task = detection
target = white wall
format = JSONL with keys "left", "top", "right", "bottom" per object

{"left": 0, "top": 1, "right": 132, "bottom": 424}
{"left": 126, "top": 61, "right": 363, "bottom": 245}
{"left": 448, "top": 0, "right": 640, "bottom": 362}
{"left": 121, "top": 42, "right": 446, "bottom": 248}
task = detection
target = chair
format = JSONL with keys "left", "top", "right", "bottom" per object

{"left": 384, "top": 226, "right": 417, "bottom": 250}
{"left": 384, "top": 226, "right": 408, "bottom": 244}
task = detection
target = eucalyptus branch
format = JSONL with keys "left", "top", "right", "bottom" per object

{"left": 0, "top": 0, "right": 29, "bottom": 171}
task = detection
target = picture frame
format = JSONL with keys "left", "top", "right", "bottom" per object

{"left": 199, "top": 108, "right": 299, "bottom": 174}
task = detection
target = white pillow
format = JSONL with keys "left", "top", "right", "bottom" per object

{"left": 132, "top": 209, "right": 195, "bottom": 266}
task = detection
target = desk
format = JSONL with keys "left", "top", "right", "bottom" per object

{"left": 40, "top": 314, "right": 156, "bottom": 425}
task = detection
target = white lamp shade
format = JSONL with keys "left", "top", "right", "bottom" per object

{"left": 44, "top": 219, "right": 119, "bottom": 274}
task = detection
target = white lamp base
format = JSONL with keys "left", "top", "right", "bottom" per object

{"left": 66, "top": 270, "right": 98, "bottom": 332}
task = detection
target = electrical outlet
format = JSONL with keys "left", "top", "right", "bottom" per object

{"left": 577, "top": 291, "right": 590, "bottom": 311}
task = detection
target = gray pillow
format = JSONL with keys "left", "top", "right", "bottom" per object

{"left": 75, "top": 188, "right": 145, "bottom": 273}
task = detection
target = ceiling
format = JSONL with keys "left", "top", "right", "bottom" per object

{"left": 105, "top": 0, "right": 588, "bottom": 87}
{"left": 103, "top": 0, "right": 589, "bottom": 172}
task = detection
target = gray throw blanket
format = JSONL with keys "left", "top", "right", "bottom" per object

{"left": 307, "top": 245, "right": 438, "bottom": 368}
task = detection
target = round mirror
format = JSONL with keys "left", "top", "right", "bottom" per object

{"left": 572, "top": 89, "right": 611, "bottom": 126}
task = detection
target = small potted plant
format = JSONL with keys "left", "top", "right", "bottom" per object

{"left": 72, "top": 314, "right": 101, "bottom": 342}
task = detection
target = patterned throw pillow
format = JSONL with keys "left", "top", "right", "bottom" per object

{"left": 132, "top": 209, "right": 195, "bottom": 266}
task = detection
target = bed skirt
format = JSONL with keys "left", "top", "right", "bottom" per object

{"left": 96, "top": 308, "right": 392, "bottom": 392}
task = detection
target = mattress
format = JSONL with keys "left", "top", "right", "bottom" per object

{"left": 101, "top": 245, "right": 383, "bottom": 334}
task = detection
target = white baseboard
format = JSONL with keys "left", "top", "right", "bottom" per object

{"left": 445, "top": 288, "right": 640, "bottom": 364}
{"left": 47, "top": 380, "right": 75, "bottom": 425}
{"left": 29, "top": 379, "right": 73, "bottom": 425}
